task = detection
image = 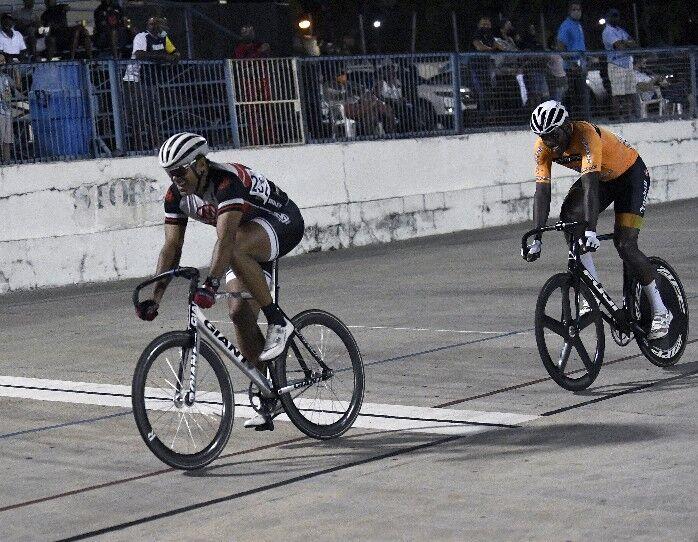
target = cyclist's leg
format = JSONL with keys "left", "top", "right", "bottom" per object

{"left": 226, "top": 276, "right": 264, "bottom": 367}
{"left": 612, "top": 157, "right": 654, "bottom": 286}
{"left": 229, "top": 221, "right": 274, "bottom": 308}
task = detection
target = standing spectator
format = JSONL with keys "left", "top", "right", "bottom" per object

{"left": 0, "top": 53, "right": 17, "bottom": 162}
{"left": 93, "top": 0, "right": 124, "bottom": 59}
{"left": 519, "top": 23, "right": 551, "bottom": 107}
{"left": 0, "top": 14, "right": 27, "bottom": 62}
{"left": 233, "top": 25, "right": 270, "bottom": 59}
{"left": 556, "top": 2, "right": 588, "bottom": 115}
{"left": 602, "top": 8, "right": 638, "bottom": 119}
{"left": 471, "top": 16, "right": 497, "bottom": 116}
{"left": 122, "top": 16, "right": 178, "bottom": 151}
{"left": 12, "top": 0, "right": 39, "bottom": 59}
{"left": 40, "top": 0, "right": 92, "bottom": 59}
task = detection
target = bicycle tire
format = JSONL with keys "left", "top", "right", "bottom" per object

{"left": 535, "top": 273, "right": 605, "bottom": 391}
{"left": 274, "top": 310, "right": 364, "bottom": 439}
{"left": 630, "top": 257, "right": 689, "bottom": 367}
{"left": 132, "top": 331, "right": 234, "bottom": 470}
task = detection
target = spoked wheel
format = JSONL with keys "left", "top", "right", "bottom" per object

{"left": 535, "top": 273, "right": 605, "bottom": 391}
{"left": 630, "top": 257, "right": 689, "bottom": 367}
{"left": 132, "top": 331, "right": 234, "bottom": 470}
{"left": 274, "top": 310, "right": 364, "bottom": 439}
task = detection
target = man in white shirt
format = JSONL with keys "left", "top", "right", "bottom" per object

{"left": 602, "top": 8, "right": 637, "bottom": 118}
{"left": 0, "top": 14, "right": 27, "bottom": 61}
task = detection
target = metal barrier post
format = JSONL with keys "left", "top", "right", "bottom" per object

{"left": 690, "top": 49, "right": 697, "bottom": 119}
{"left": 581, "top": 52, "right": 591, "bottom": 119}
{"left": 80, "top": 61, "right": 99, "bottom": 158}
{"left": 291, "top": 58, "right": 307, "bottom": 143}
{"left": 184, "top": 8, "right": 195, "bottom": 59}
{"left": 450, "top": 53, "right": 463, "bottom": 133}
{"left": 224, "top": 59, "right": 241, "bottom": 148}
{"left": 107, "top": 60, "right": 124, "bottom": 153}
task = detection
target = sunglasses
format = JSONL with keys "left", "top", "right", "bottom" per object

{"left": 166, "top": 159, "right": 197, "bottom": 180}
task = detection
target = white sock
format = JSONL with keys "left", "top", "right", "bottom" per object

{"left": 580, "top": 253, "right": 600, "bottom": 283}
{"left": 643, "top": 280, "right": 667, "bottom": 315}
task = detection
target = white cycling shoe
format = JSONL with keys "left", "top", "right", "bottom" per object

{"left": 259, "top": 318, "right": 294, "bottom": 361}
{"left": 647, "top": 310, "right": 672, "bottom": 340}
{"left": 244, "top": 403, "right": 283, "bottom": 431}
{"left": 578, "top": 298, "right": 592, "bottom": 317}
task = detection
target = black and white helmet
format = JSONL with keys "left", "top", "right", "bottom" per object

{"left": 530, "top": 100, "right": 569, "bottom": 135}
{"left": 158, "top": 132, "right": 209, "bottom": 170}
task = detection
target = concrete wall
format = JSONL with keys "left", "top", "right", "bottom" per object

{"left": 1, "top": 119, "right": 696, "bottom": 292}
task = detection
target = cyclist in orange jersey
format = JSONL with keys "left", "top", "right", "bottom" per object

{"left": 522, "top": 100, "right": 671, "bottom": 340}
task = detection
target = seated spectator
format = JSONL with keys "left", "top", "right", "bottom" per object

{"left": 93, "top": 0, "right": 125, "bottom": 58}
{"left": 602, "top": 8, "right": 638, "bottom": 119}
{"left": 12, "top": 0, "right": 38, "bottom": 59}
{"left": 233, "top": 25, "right": 270, "bottom": 59}
{"left": 0, "top": 14, "right": 27, "bottom": 62}
{"left": 40, "top": 0, "right": 92, "bottom": 60}
{"left": 0, "top": 53, "right": 17, "bottom": 162}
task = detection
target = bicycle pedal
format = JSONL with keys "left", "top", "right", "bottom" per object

{"left": 254, "top": 419, "right": 275, "bottom": 432}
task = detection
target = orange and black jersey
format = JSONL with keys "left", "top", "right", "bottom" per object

{"left": 534, "top": 121, "right": 639, "bottom": 184}
{"left": 164, "top": 162, "right": 290, "bottom": 226}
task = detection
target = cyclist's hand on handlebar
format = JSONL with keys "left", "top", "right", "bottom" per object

{"left": 522, "top": 239, "right": 542, "bottom": 262}
{"left": 136, "top": 299, "right": 159, "bottom": 321}
{"left": 580, "top": 230, "right": 600, "bottom": 253}
{"left": 193, "top": 276, "right": 220, "bottom": 309}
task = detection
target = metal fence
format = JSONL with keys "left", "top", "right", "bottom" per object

{"left": 0, "top": 47, "right": 695, "bottom": 165}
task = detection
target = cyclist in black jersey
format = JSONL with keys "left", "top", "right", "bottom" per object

{"left": 135, "top": 133, "right": 304, "bottom": 429}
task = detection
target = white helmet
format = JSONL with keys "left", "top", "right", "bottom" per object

{"left": 158, "top": 132, "right": 209, "bottom": 170}
{"left": 530, "top": 100, "right": 569, "bottom": 135}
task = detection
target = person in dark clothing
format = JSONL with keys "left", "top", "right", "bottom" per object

{"left": 93, "top": 0, "right": 125, "bottom": 58}
{"left": 41, "top": 0, "right": 92, "bottom": 59}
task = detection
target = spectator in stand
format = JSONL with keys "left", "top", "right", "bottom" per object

{"left": 556, "top": 2, "right": 587, "bottom": 115}
{"left": 471, "top": 16, "right": 498, "bottom": 116}
{"left": 41, "top": 0, "right": 92, "bottom": 59}
{"left": 519, "top": 23, "right": 551, "bottom": 107}
{"left": 0, "top": 53, "right": 17, "bottom": 162}
{"left": 93, "top": 0, "right": 125, "bottom": 59}
{"left": 12, "top": 0, "right": 39, "bottom": 59}
{"left": 602, "top": 8, "right": 638, "bottom": 119}
{"left": 123, "top": 16, "right": 178, "bottom": 150}
{"left": 233, "top": 25, "right": 270, "bottom": 59}
{"left": 547, "top": 35, "right": 569, "bottom": 102}
{"left": 0, "top": 14, "right": 27, "bottom": 62}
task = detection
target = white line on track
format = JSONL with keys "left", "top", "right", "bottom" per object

{"left": 0, "top": 376, "right": 539, "bottom": 436}
{"left": 208, "top": 320, "right": 520, "bottom": 335}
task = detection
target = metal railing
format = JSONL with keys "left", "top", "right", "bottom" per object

{"left": 0, "top": 47, "right": 695, "bottom": 165}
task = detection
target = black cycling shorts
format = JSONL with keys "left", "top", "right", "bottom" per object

{"left": 224, "top": 200, "right": 304, "bottom": 287}
{"left": 561, "top": 156, "right": 650, "bottom": 229}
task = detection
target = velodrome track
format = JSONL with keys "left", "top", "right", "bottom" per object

{"left": 1, "top": 198, "right": 696, "bottom": 541}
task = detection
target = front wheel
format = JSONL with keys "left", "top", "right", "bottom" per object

{"left": 630, "top": 257, "right": 689, "bottom": 367}
{"left": 132, "top": 331, "right": 234, "bottom": 470}
{"left": 274, "top": 310, "right": 364, "bottom": 439}
{"left": 535, "top": 273, "right": 605, "bottom": 391}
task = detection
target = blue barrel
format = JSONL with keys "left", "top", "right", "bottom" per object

{"left": 29, "top": 63, "right": 92, "bottom": 159}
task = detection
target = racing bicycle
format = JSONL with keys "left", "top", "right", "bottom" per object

{"left": 131, "top": 264, "right": 365, "bottom": 470}
{"left": 522, "top": 221, "right": 689, "bottom": 391}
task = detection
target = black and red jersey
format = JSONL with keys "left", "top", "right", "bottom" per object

{"left": 164, "top": 162, "right": 290, "bottom": 226}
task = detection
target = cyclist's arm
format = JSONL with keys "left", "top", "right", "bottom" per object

{"left": 580, "top": 171, "right": 601, "bottom": 231}
{"left": 153, "top": 222, "right": 186, "bottom": 303}
{"left": 533, "top": 141, "right": 552, "bottom": 238}
{"left": 208, "top": 209, "right": 243, "bottom": 279}
{"left": 579, "top": 128, "right": 603, "bottom": 231}
{"left": 533, "top": 182, "right": 551, "bottom": 238}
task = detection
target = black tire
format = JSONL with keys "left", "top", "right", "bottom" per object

{"left": 132, "top": 331, "right": 234, "bottom": 470}
{"left": 274, "top": 310, "right": 364, "bottom": 439}
{"left": 630, "top": 257, "right": 689, "bottom": 367}
{"left": 535, "top": 273, "right": 605, "bottom": 391}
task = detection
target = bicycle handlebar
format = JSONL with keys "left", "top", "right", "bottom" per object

{"left": 132, "top": 267, "right": 200, "bottom": 308}
{"left": 521, "top": 221, "right": 614, "bottom": 251}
